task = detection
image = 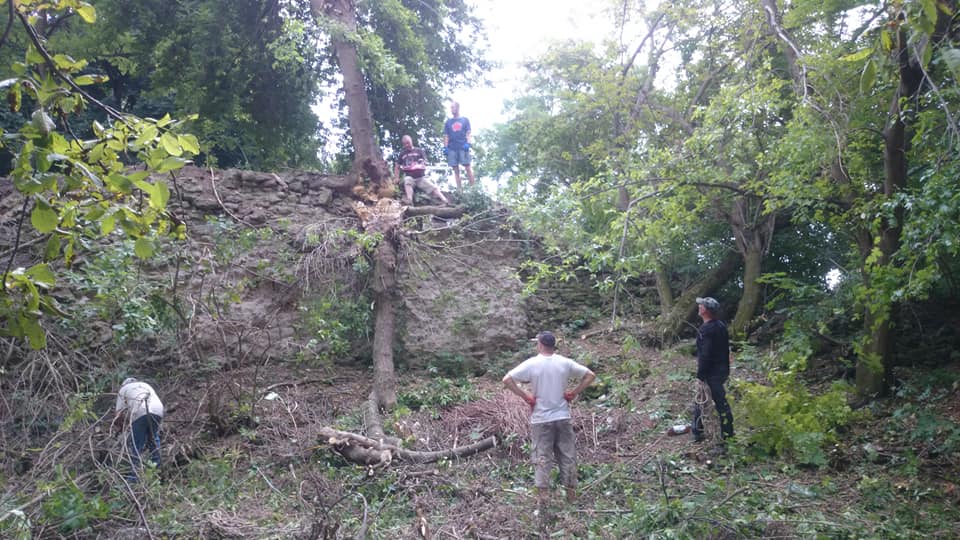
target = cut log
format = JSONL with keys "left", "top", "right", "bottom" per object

{"left": 317, "top": 426, "right": 497, "bottom": 466}
{"left": 404, "top": 205, "right": 466, "bottom": 219}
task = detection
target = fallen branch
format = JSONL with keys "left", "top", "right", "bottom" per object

{"left": 404, "top": 205, "right": 466, "bottom": 219}
{"left": 580, "top": 326, "right": 615, "bottom": 340}
{"left": 317, "top": 426, "right": 497, "bottom": 465}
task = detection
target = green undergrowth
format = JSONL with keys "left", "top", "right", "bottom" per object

{"left": 3, "top": 358, "right": 959, "bottom": 538}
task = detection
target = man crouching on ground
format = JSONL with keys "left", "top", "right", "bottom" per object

{"left": 503, "top": 331, "right": 595, "bottom": 504}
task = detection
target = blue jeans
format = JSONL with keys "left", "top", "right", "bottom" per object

{"left": 691, "top": 376, "right": 734, "bottom": 440}
{"left": 128, "top": 413, "right": 162, "bottom": 477}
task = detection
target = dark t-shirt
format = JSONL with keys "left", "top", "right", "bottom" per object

{"left": 696, "top": 319, "right": 730, "bottom": 380}
{"left": 444, "top": 116, "right": 471, "bottom": 147}
{"left": 395, "top": 147, "right": 427, "bottom": 178}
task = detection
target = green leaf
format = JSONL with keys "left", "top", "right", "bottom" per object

{"left": 149, "top": 180, "right": 170, "bottom": 210}
{"left": 133, "top": 178, "right": 156, "bottom": 198}
{"left": 74, "top": 75, "right": 97, "bottom": 86}
{"left": 840, "top": 48, "right": 872, "bottom": 63}
{"left": 31, "top": 203, "right": 59, "bottom": 234}
{"left": 160, "top": 132, "right": 183, "bottom": 156}
{"left": 941, "top": 48, "right": 960, "bottom": 80}
{"left": 179, "top": 134, "right": 200, "bottom": 154}
{"left": 64, "top": 238, "right": 74, "bottom": 266}
{"left": 157, "top": 156, "right": 187, "bottom": 173}
{"left": 26, "top": 264, "right": 56, "bottom": 287}
{"left": 880, "top": 30, "right": 893, "bottom": 52}
{"left": 134, "top": 237, "right": 155, "bottom": 259}
{"left": 859, "top": 59, "right": 876, "bottom": 94}
{"left": 21, "top": 316, "right": 46, "bottom": 350}
{"left": 44, "top": 235, "right": 60, "bottom": 260}
{"left": 76, "top": 3, "right": 97, "bottom": 23}
{"left": 25, "top": 46, "right": 44, "bottom": 64}
{"left": 921, "top": 0, "right": 938, "bottom": 25}
{"left": 156, "top": 113, "right": 173, "bottom": 128}
{"left": 101, "top": 213, "right": 116, "bottom": 235}
{"left": 134, "top": 124, "right": 159, "bottom": 147}
{"left": 106, "top": 173, "right": 134, "bottom": 194}
{"left": 7, "top": 83, "right": 21, "bottom": 112}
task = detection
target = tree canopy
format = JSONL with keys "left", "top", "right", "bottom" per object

{"left": 491, "top": 0, "right": 960, "bottom": 398}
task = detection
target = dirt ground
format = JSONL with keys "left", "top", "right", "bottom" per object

{"left": 134, "top": 324, "right": 960, "bottom": 539}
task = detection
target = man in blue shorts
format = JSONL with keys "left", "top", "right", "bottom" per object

{"left": 443, "top": 101, "right": 475, "bottom": 190}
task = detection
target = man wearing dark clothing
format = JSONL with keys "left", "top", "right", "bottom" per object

{"left": 691, "top": 297, "right": 734, "bottom": 442}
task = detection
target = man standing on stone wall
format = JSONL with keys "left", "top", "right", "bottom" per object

{"left": 443, "top": 101, "right": 476, "bottom": 191}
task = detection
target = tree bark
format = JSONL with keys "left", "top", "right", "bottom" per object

{"left": 654, "top": 261, "right": 674, "bottom": 315}
{"left": 310, "top": 0, "right": 390, "bottom": 187}
{"left": 318, "top": 426, "right": 498, "bottom": 465}
{"left": 312, "top": 0, "right": 403, "bottom": 413}
{"left": 656, "top": 249, "right": 741, "bottom": 343}
{"left": 729, "top": 196, "right": 777, "bottom": 340}
{"left": 854, "top": 23, "right": 921, "bottom": 399}
{"left": 404, "top": 205, "right": 466, "bottom": 219}
{"left": 760, "top": 0, "right": 912, "bottom": 399}
{"left": 371, "top": 240, "right": 398, "bottom": 409}
{"left": 732, "top": 247, "right": 763, "bottom": 339}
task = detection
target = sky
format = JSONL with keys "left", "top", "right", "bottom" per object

{"left": 455, "top": 0, "right": 613, "bottom": 135}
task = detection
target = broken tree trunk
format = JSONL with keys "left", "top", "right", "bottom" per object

{"left": 371, "top": 237, "right": 399, "bottom": 410}
{"left": 318, "top": 426, "right": 498, "bottom": 465}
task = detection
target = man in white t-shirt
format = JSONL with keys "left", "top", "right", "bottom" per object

{"left": 113, "top": 377, "right": 164, "bottom": 479}
{"left": 503, "top": 331, "right": 596, "bottom": 503}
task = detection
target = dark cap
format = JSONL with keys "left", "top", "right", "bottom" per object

{"left": 696, "top": 297, "right": 720, "bottom": 312}
{"left": 536, "top": 331, "right": 557, "bottom": 348}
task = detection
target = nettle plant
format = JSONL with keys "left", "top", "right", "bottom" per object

{"left": 0, "top": 0, "right": 198, "bottom": 348}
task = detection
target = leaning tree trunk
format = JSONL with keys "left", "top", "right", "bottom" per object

{"left": 654, "top": 260, "right": 674, "bottom": 315}
{"left": 732, "top": 247, "right": 763, "bottom": 339}
{"left": 312, "top": 0, "right": 403, "bottom": 412}
{"left": 310, "top": 0, "right": 390, "bottom": 188}
{"left": 657, "top": 249, "right": 741, "bottom": 343}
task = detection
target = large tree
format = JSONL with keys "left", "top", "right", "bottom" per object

{"left": 761, "top": 0, "right": 960, "bottom": 398}
{"left": 23, "top": 0, "right": 327, "bottom": 169}
{"left": 309, "top": 0, "right": 478, "bottom": 409}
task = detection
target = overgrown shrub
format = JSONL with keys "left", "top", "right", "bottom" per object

{"left": 398, "top": 376, "right": 478, "bottom": 410}
{"left": 737, "top": 372, "right": 859, "bottom": 466}
{"left": 39, "top": 467, "right": 113, "bottom": 534}
{"left": 296, "top": 289, "right": 372, "bottom": 366}
{"left": 63, "top": 240, "right": 177, "bottom": 343}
